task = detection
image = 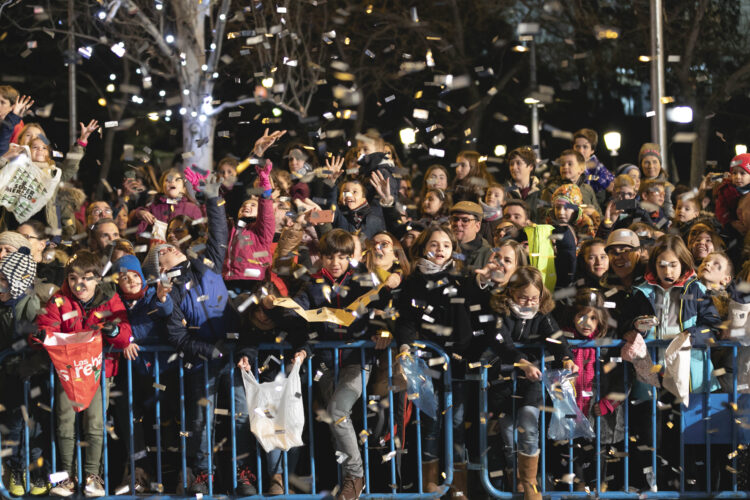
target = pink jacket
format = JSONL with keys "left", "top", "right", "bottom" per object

{"left": 131, "top": 195, "right": 204, "bottom": 235}
{"left": 222, "top": 197, "right": 275, "bottom": 281}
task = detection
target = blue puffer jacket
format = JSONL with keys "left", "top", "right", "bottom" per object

{"left": 125, "top": 286, "right": 173, "bottom": 376}
{"left": 166, "top": 195, "right": 239, "bottom": 361}
{"left": 625, "top": 270, "right": 722, "bottom": 394}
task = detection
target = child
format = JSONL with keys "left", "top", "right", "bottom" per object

{"left": 145, "top": 175, "right": 256, "bottom": 495}
{"left": 575, "top": 238, "right": 609, "bottom": 288}
{"left": 715, "top": 153, "right": 750, "bottom": 247}
{"left": 639, "top": 178, "right": 669, "bottom": 229}
{"left": 0, "top": 247, "right": 47, "bottom": 496}
{"left": 485, "top": 183, "right": 506, "bottom": 209}
{"left": 130, "top": 168, "right": 203, "bottom": 235}
{"left": 451, "top": 150, "right": 493, "bottom": 203}
{"left": 332, "top": 178, "right": 386, "bottom": 238}
{"left": 541, "top": 150, "right": 601, "bottom": 215}
{"left": 262, "top": 229, "right": 380, "bottom": 500}
{"left": 674, "top": 192, "right": 702, "bottom": 239}
{"left": 549, "top": 184, "right": 596, "bottom": 239}
{"left": 487, "top": 266, "right": 577, "bottom": 500}
{"left": 111, "top": 254, "right": 174, "bottom": 493}
{"left": 223, "top": 160, "right": 276, "bottom": 292}
{"left": 38, "top": 250, "right": 132, "bottom": 498}
{"left": 572, "top": 128, "right": 614, "bottom": 195}
{"left": 620, "top": 234, "right": 721, "bottom": 490}
{"left": 505, "top": 146, "right": 542, "bottom": 222}
{"left": 562, "top": 289, "right": 625, "bottom": 492}
{"left": 396, "top": 225, "right": 473, "bottom": 499}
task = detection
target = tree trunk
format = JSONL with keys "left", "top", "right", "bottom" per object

{"left": 690, "top": 111, "right": 712, "bottom": 186}
{"left": 181, "top": 113, "right": 216, "bottom": 172}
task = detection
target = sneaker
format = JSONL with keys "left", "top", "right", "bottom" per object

{"left": 30, "top": 473, "right": 51, "bottom": 496}
{"left": 188, "top": 470, "right": 210, "bottom": 495}
{"left": 50, "top": 478, "right": 76, "bottom": 497}
{"left": 336, "top": 475, "right": 365, "bottom": 500}
{"left": 236, "top": 466, "right": 257, "bottom": 496}
{"left": 84, "top": 474, "right": 105, "bottom": 497}
{"left": 8, "top": 469, "right": 26, "bottom": 497}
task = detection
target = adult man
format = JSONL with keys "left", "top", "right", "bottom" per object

{"left": 450, "top": 201, "right": 491, "bottom": 270}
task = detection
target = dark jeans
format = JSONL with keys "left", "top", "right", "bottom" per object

{"left": 421, "top": 379, "right": 466, "bottom": 464}
{"left": 186, "top": 360, "right": 250, "bottom": 472}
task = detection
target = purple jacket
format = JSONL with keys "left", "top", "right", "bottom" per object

{"left": 132, "top": 195, "right": 204, "bottom": 235}
{"left": 222, "top": 197, "right": 275, "bottom": 281}
{"left": 583, "top": 154, "right": 614, "bottom": 193}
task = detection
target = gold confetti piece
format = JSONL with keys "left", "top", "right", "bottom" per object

{"left": 666, "top": 421, "right": 674, "bottom": 429}
{"left": 152, "top": 383, "right": 166, "bottom": 391}
{"left": 650, "top": 364, "right": 662, "bottom": 373}
{"left": 335, "top": 416, "right": 348, "bottom": 426}
{"left": 712, "top": 368, "right": 726, "bottom": 377}
{"left": 603, "top": 361, "right": 617, "bottom": 374}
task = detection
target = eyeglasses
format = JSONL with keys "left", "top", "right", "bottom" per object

{"left": 450, "top": 215, "right": 478, "bottom": 225}
{"left": 514, "top": 295, "right": 540, "bottom": 306}
{"left": 92, "top": 208, "right": 113, "bottom": 217}
{"left": 615, "top": 192, "right": 635, "bottom": 200}
{"left": 158, "top": 246, "right": 175, "bottom": 257}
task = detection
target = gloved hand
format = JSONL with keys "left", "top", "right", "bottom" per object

{"left": 256, "top": 159, "right": 273, "bottom": 192}
{"left": 101, "top": 323, "right": 119, "bottom": 338}
{"left": 199, "top": 174, "right": 223, "bottom": 199}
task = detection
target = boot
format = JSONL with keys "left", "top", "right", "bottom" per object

{"left": 517, "top": 452, "right": 542, "bottom": 500}
{"left": 449, "top": 462, "right": 468, "bottom": 499}
{"left": 421, "top": 459, "right": 440, "bottom": 493}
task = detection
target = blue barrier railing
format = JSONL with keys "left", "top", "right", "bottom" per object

{"left": 477, "top": 338, "right": 750, "bottom": 498}
{"left": 0, "top": 339, "right": 453, "bottom": 499}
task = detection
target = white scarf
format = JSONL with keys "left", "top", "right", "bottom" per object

{"left": 509, "top": 300, "right": 538, "bottom": 319}
{"left": 416, "top": 258, "right": 452, "bottom": 275}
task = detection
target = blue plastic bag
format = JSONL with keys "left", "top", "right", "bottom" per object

{"left": 542, "top": 369, "right": 595, "bottom": 441}
{"left": 399, "top": 354, "right": 438, "bottom": 419}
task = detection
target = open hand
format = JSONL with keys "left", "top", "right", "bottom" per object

{"left": 253, "top": 128, "right": 286, "bottom": 157}
{"left": 123, "top": 343, "right": 140, "bottom": 361}
{"left": 12, "top": 95, "right": 34, "bottom": 117}
{"left": 369, "top": 170, "right": 393, "bottom": 205}
{"left": 79, "top": 119, "right": 100, "bottom": 143}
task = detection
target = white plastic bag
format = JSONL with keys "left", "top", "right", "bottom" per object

{"left": 543, "top": 369, "right": 595, "bottom": 441}
{"left": 0, "top": 148, "right": 61, "bottom": 222}
{"left": 241, "top": 361, "right": 305, "bottom": 453}
{"left": 662, "top": 331, "right": 691, "bottom": 405}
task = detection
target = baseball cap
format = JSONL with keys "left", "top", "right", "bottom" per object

{"left": 450, "top": 201, "right": 483, "bottom": 221}
{"left": 605, "top": 228, "right": 640, "bottom": 250}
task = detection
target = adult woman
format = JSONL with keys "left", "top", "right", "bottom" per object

{"left": 638, "top": 143, "right": 674, "bottom": 217}
{"left": 451, "top": 150, "right": 494, "bottom": 203}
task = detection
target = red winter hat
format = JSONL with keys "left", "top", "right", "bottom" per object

{"left": 730, "top": 153, "right": 750, "bottom": 175}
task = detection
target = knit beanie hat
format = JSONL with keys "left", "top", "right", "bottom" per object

{"left": 552, "top": 184, "right": 583, "bottom": 221}
{"left": 142, "top": 243, "right": 173, "bottom": 280}
{"left": 0, "top": 246, "right": 36, "bottom": 299}
{"left": 730, "top": 153, "right": 750, "bottom": 175}
{"left": 113, "top": 255, "right": 146, "bottom": 287}
{"left": 0, "top": 231, "right": 31, "bottom": 251}
{"left": 616, "top": 163, "right": 640, "bottom": 176}
{"left": 638, "top": 143, "right": 662, "bottom": 165}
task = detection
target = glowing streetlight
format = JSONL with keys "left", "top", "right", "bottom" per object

{"left": 603, "top": 131, "right": 622, "bottom": 156}
{"left": 494, "top": 145, "right": 507, "bottom": 156}
{"left": 736, "top": 144, "right": 748, "bottom": 156}
{"left": 399, "top": 128, "right": 417, "bottom": 146}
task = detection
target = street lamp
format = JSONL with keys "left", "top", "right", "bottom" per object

{"left": 603, "top": 131, "right": 622, "bottom": 157}
{"left": 399, "top": 128, "right": 417, "bottom": 146}
{"left": 494, "top": 145, "right": 507, "bottom": 156}
{"left": 736, "top": 144, "right": 748, "bottom": 156}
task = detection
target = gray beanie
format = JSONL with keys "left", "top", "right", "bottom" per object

{"left": 0, "top": 246, "right": 36, "bottom": 299}
{"left": 0, "top": 231, "right": 31, "bottom": 251}
{"left": 141, "top": 243, "right": 173, "bottom": 280}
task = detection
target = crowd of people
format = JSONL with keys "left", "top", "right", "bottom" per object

{"left": 0, "top": 81, "right": 749, "bottom": 500}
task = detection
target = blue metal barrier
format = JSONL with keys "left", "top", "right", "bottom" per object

{"left": 0, "top": 340, "right": 453, "bottom": 499}
{"left": 477, "top": 338, "right": 750, "bottom": 498}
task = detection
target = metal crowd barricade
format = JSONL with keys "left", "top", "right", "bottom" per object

{"left": 0, "top": 339, "right": 453, "bottom": 499}
{"left": 476, "top": 338, "right": 750, "bottom": 498}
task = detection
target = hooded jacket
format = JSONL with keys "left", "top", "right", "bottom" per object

{"left": 332, "top": 202, "right": 386, "bottom": 238}
{"left": 166, "top": 195, "right": 239, "bottom": 361}
{"left": 223, "top": 197, "right": 275, "bottom": 282}
{"left": 36, "top": 281, "right": 132, "bottom": 378}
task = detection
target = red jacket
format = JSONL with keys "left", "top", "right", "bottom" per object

{"left": 37, "top": 282, "right": 132, "bottom": 378}
{"left": 715, "top": 178, "right": 741, "bottom": 227}
{"left": 222, "top": 197, "right": 275, "bottom": 281}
